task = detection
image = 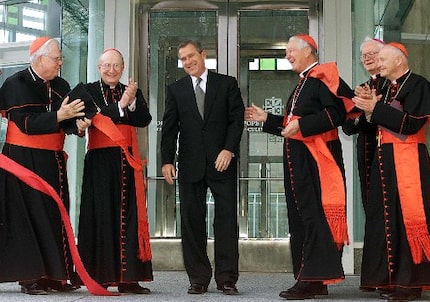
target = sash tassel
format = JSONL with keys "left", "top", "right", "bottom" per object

{"left": 404, "top": 220, "right": 430, "bottom": 264}
{"left": 392, "top": 139, "right": 430, "bottom": 264}
{"left": 286, "top": 116, "right": 349, "bottom": 249}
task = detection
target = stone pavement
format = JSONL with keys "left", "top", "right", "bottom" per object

{"left": 0, "top": 271, "right": 429, "bottom": 301}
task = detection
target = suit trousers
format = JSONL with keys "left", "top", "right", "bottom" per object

{"left": 179, "top": 176, "right": 239, "bottom": 287}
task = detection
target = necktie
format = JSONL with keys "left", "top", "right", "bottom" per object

{"left": 195, "top": 78, "right": 205, "bottom": 118}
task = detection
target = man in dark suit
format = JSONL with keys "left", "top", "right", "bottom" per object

{"left": 161, "top": 39, "right": 244, "bottom": 295}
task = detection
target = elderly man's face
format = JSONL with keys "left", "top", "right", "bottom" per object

{"left": 40, "top": 43, "right": 63, "bottom": 80}
{"left": 360, "top": 41, "right": 381, "bottom": 75}
{"left": 285, "top": 39, "right": 310, "bottom": 73}
{"left": 98, "top": 50, "right": 124, "bottom": 87}
{"left": 377, "top": 46, "right": 399, "bottom": 81}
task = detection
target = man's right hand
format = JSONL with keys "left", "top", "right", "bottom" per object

{"left": 162, "top": 164, "right": 176, "bottom": 185}
{"left": 57, "top": 97, "right": 85, "bottom": 122}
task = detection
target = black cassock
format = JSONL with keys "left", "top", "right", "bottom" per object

{"left": 77, "top": 80, "right": 153, "bottom": 285}
{"left": 263, "top": 67, "right": 351, "bottom": 283}
{"left": 0, "top": 67, "right": 76, "bottom": 282}
{"left": 342, "top": 75, "right": 388, "bottom": 209}
{"left": 361, "top": 71, "right": 430, "bottom": 289}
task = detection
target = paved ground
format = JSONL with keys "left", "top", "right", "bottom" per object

{"left": 0, "top": 271, "right": 429, "bottom": 301}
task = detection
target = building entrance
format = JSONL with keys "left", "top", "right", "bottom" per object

{"left": 140, "top": 1, "right": 313, "bottom": 243}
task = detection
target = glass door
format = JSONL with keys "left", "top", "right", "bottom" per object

{"left": 238, "top": 10, "right": 308, "bottom": 239}
{"left": 139, "top": 0, "right": 311, "bottom": 239}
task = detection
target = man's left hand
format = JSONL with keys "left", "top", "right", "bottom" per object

{"left": 215, "top": 149, "right": 233, "bottom": 172}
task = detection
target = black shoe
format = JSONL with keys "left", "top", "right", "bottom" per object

{"left": 118, "top": 282, "right": 150, "bottom": 294}
{"left": 379, "top": 287, "right": 421, "bottom": 301}
{"left": 39, "top": 279, "right": 80, "bottom": 292}
{"left": 187, "top": 283, "right": 207, "bottom": 294}
{"left": 360, "top": 286, "right": 376, "bottom": 292}
{"left": 217, "top": 282, "right": 239, "bottom": 295}
{"left": 279, "top": 281, "right": 328, "bottom": 300}
{"left": 20, "top": 282, "right": 48, "bottom": 295}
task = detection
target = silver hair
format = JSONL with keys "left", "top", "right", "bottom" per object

{"left": 289, "top": 35, "right": 318, "bottom": 58}
{"left": 360, "top": 36, "right": 384, "bottom": 52}
{"left": 29, "top": 38, "right": 60, "bottom": 64}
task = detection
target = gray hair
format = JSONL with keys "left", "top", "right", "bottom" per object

{"left": 360, "top": 36, "right": 384, "bottom": 52}
{"left": 289, "top": 36, "right": 318, "bottom": 58}
{"left": 29, "top": 38, "right": 60, "bottom": 64}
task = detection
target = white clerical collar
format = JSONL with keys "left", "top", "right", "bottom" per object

{"left": 392, "top": 69, "right": 410, "bottom": 85}
{"left": 299, "top": 62, "right": 318, "bottom": 78}
{"left": 28, "top": 66, "right": 47, "bottom": 82}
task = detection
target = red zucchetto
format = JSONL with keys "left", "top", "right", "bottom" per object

{"left": 387, "top": 42, "right": 408, "bottom": 57}
{"left": 296, "top": 34, "right": 318, "bottom": 51}
{"left": 29, "top": 36, "right": 51, "bottom": 55}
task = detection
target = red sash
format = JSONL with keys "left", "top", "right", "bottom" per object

{"left": 0, "top": 154, "right": 115, "bottom": 296}
{"left": 284, "top": 116, "right": 349, "bottom": 249}
{"left": 6, "top": 121, "right": 64, "bottom": 151}
{"left": 89, "top": 114, "right": 152, "bottom": 262}
{"left": 380, "top": 127, "right": 430, "bottom": 264}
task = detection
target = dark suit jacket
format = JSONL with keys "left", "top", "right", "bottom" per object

{"left": 161, "top": 70, "right": 244, "bottom": 183}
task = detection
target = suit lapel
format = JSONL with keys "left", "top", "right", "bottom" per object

{"left": 204, "top": 71, "right": 218, "bottom": 121}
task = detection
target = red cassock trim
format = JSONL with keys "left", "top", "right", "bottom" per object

{"left": 89, "top": 113, "right": 152, "bottom": 262}
{"left": 380, "top": 127, "right": 430, "bottom": 264}
{"left": 283, "top": 115, "right": 349, "bottom": 249}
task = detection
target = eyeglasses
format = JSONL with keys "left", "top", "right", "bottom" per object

{"left": 44, "top": 55, "right": 64, "bottom": 63}
{"left": 360, "top": 51, "right": 378, "bottom": 61}
{"left": 99, "top": 63, "right": 123, "bottom": 71}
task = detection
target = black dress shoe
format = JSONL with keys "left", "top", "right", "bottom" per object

{"left": 379, "top": 287, "right": 421, "bottom": 301}
{"left": 118, "top": 282, "right": 151, "bottom": 294}
{"left": 20, "top": 282, "right": 48, "bottom": 295}
{"left": 187, "top": 283, "right": 207, "bottom": 294}
{"left": 40, "top": 279, "right": 80, "bottom": 292}
{"left": 217, "top": 282, "right": 239, "bottom": 295}
{"left": 279, "top": 281, "right": 328, "bottom": 300}
{"left": 360, "top": 286, "right": 376, "bottom": 292}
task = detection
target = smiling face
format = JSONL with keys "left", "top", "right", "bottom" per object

{"left": 360, "top": 40, "right": 382, "bottom": 76}
{"left": 98, "top": 50, "right": 124, "bottom": 87}
{"left": 285, "top": 38, "right": 315, "bottom": 73}
{"left": 178, "top": 42, "right": 207, "bottom": 78}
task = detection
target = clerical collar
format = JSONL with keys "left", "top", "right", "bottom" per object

{"left": 100, "top": 79, "right": 120, "bottom": 90}
{"left": 191, "top": 69, "right": 208, "bottom": 85}
{"left": 392, "top": 69, "right": 410, "bottom": 85}
{"left": 299, "top": 62, "right": 318, "bottom": 78}
{"left": 28, "top": 66, "right": 46, "bottom": 82}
